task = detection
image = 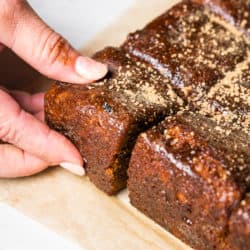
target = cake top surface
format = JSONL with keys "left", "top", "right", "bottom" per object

{"left": 123, "top": 0, "right": 250, "bottom": 134}
{"left": 196, "top": 57, "right": 250, "bottom": 134}
{"left": 56, "top": 47, "right": 183, "bottom": 122}
{"left": 123, "top": 1, "right": 249, "bottom": 100}
{"left": 193, "top": 0, "right": 250, "bottom": 38}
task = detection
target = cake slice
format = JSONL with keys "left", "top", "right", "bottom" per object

{"left": 123, "top": 0, "right": 248, "bottom": 102}
{"left": 128, "top": 112, "right": 250, "bottom": 250}
{"left": 45, "top": 47, "right": 183, "bottom": 195}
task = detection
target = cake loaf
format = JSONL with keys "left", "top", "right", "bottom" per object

{"left": 45, "top": 47, "right": 182, "bottom": 194}
{"left": 128, "top": 112, "right": 250, "bottom": 250}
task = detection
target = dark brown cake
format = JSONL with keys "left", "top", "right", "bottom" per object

{"left": 192, "top": 0, "right": 250, "bottom": 39}
{"left": 126, "top": 1, "right": 250, "bottom": 249}
{"left": 123, "top": 0, "right": 248, "bottom": 102}
{"left": 128, "top": 112, "right": 250, "bottom": 250}
{"left": 45, "top": 1, "right": 250, "bottom": 249}
{"left": 45, "top": 47, "right": 183, "bottom": 195}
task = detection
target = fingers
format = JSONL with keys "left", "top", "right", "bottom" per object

{"left": 9, "top": 90, "right": 45, "bottom": 121}
{"left": 0, "top": 89, "right": 84, "bottom": 174}
{"left": 0, "top": 144, "right": 85, "bottom": 178}
{"left": 10, "top": 90, "right": 44, "bottom": 114}
{"left": 0, "top": 0, "right": 107, "bottom": 83}
{"left": 0, "top": 143, "right": 48, "bottom": 178}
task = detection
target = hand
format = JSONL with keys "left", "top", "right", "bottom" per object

{"left": 0, "top": 0, "right": 108, "bottom": 178}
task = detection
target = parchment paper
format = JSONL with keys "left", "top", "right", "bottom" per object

{"left": 0, "top": 1, "right": 192, "bottom": 249}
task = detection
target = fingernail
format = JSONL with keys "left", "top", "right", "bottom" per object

{"left": 75, "top": 56, "right": 108, "bottom": 80}
{"left": 60, "top": 162, "right": 85, "bottom": 176}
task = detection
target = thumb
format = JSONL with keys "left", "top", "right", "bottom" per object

{"left": 0, "top": 0, "right": 107, "bottom": 83}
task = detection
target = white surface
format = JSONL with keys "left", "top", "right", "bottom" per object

{"left": 28, "top": 0, "right": 134, "bottom": 49}
{"left": 2, "top": 1, "right": 133, "bottom": 249}
{"left": 0, "top": 203, "right": 83, "bottom": 250}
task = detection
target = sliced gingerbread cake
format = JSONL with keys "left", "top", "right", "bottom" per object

{"left": 45, "top": 1, "right": 250, "bottom": 249}
{"left": 126, "top": 1, "right": 250, "bottom": 249}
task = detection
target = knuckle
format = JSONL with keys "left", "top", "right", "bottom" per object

{"left": 0, "top": 118, "right": 17, "bottom": 143}
{"left": 41, "top": 30, "right": 72, "bottom": 66}
{"left": 0, "top": 0, "right": 25, "bottom": 48}
{"left": 0, "top": 0, "right": 21, "bottom": 11}
{"left": 0, "top": 108, "right": 22, "bottom": 143}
